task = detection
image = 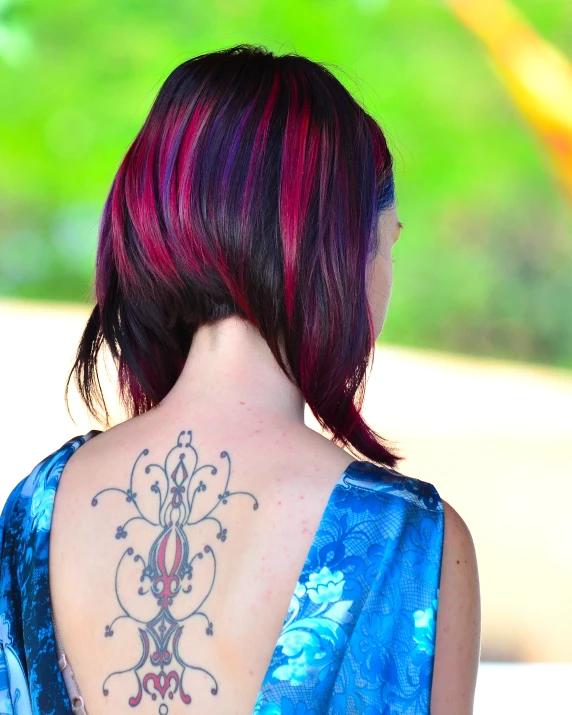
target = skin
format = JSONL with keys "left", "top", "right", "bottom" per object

{"left": 50, "top": 204, "right": 480, "bottom": 715}
{"left": 367, "top": 205, "right": 401, "bottom": 336}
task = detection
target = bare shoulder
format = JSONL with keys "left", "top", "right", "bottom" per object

{"left": 431, "top": 499, "right": 481, "bottom": 715}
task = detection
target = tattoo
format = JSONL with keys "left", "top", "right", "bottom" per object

{"left": 91, "top": 430, "right": 258, "bottom": 712}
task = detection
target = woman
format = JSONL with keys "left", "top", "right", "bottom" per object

{"left": 0, "top": 45, "right": 480, "bottom": 715}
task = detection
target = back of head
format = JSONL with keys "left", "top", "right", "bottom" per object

{"left": 70, "top": 43, "right": 399, "bottom": 467}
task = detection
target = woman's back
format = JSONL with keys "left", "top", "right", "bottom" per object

{"left": 0, "top": 368, "right": 449, "bottom": 714}
{"left": 51, "top": 405, "right": 366, "bottom": 715}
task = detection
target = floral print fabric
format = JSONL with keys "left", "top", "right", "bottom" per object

{"left": 254, "top": 461, "right": 444, "bottom": 715}
{"left": 0, "top": 433, "right": 96, "bottom": 715}
{"left": 0, "top": 433, "right": 443, "bottom": 715}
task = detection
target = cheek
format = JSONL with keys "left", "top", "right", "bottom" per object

{"left": 366, "top": 251, "right": 394, "bottom": 335}
{"left": 368, "top": 252, "right": 393, "bottom": 301}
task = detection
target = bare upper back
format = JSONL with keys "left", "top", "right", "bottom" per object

{"left": 49, "top": 407, "right": 356, "bottom": 715}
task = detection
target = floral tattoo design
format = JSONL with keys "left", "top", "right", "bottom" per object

{"left": 91, "top": 430, "right": 258, "bottom": 713}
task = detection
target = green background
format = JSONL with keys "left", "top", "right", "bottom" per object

{"left": 1, "top": 0, "right": 571, "bottom": 367}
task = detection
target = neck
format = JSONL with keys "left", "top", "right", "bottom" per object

{"left": 158, "top": 315, "right": 306, "bottom": 423}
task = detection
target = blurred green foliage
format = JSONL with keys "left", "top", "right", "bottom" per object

{"left": 1, "top": 0, "right": 571, "bottom": 367}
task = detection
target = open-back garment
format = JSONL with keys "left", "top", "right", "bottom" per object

{"left": 0, "top": 432, "right": 443, "bottom": 715}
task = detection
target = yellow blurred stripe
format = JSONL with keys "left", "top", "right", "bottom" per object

{"left": 446, "top": 0, "right": 572, "bottom": 199}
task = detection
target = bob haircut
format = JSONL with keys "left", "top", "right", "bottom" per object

{"left": 69, "top": 43, "right": 401, "bottom": 468}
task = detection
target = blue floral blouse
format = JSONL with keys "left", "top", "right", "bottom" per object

{"left": 0, "top": 432, "right": 443, "bottom": 715}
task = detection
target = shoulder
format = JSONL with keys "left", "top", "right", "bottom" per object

{"left": 337, "top": 460, "right": 443, "bottom": 515}
{"left": 332, "top": 461, "right": 444, "bottom": 577}
{"left": 431, "top": 499, "right": 481, "bottom": 714}
{"left": 441, "top": 500, "right": 478, "bottom": 558}
{"left": 439, "top": 500, "right": 480, "bottom": 610}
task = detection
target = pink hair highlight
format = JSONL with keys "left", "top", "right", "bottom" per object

{"left": 69, "top": 45, "right": 400, "bottom": 468}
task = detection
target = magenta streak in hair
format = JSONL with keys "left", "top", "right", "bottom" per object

{"left": 136, "top": 122, "right": 178, "bottom": 281}
{"left": 159, "top": 103, "right": 189, "bottom": 231}
{"left": 280, "top": 79, "right": 319, "bottom": 323}
{"left": 171, "top": 98, "right": 214, "bottom": 280}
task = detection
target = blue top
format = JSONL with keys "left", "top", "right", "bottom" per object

{"left": 0, "top": 432, "right": 443, "bottom": 715}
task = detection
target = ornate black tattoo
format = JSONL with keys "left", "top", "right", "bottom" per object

{"left": 91, "top": 430, "right": 258, "bottom": 712}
